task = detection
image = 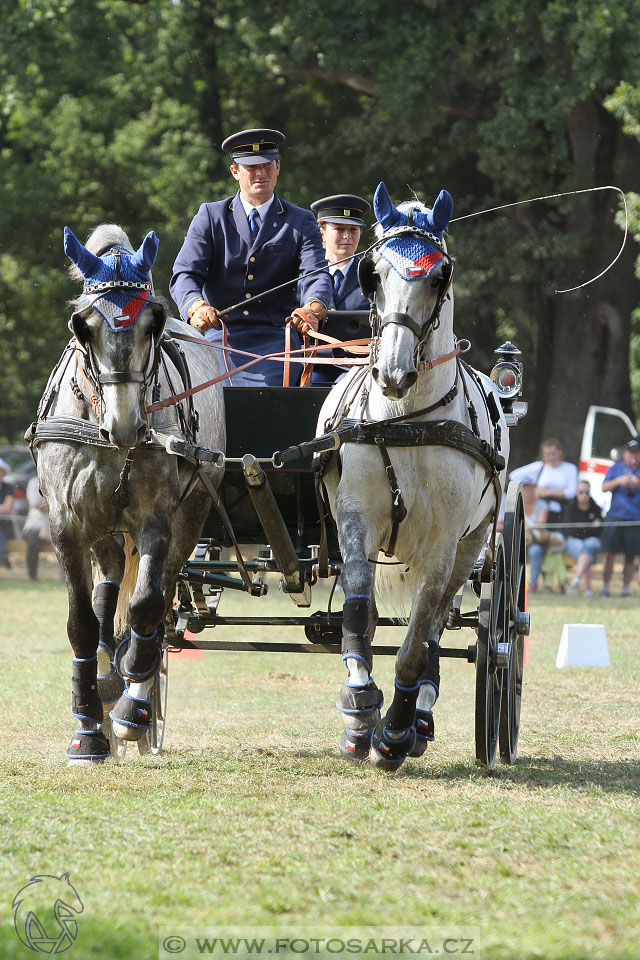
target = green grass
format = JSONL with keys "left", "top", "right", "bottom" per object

{"left": 0, "top": 570, "right": 639, "bottom": 959}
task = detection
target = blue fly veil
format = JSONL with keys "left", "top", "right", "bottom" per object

{"left": 65, "top": 224, "right": 159, "bottom": 332}
{"left": 373, "top": 181, "right": 453, "bottom": 280}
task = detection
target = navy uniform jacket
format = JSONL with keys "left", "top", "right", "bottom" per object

{"left": 312, "top": 257, "right": 370, "bottom": 386}
{"left": 170, "top": 191, "right": 331, "bottom": 386}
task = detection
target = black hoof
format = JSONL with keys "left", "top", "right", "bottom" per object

{"left": 336, "top": 680, "right": 383, "bottom": 730}
{"left": 66, "top": 728, "right": 110, "bottom": 764}
{"left": 409, "top": 709, "right": 435, "bottom": 758}
{"left": 109, "top": 691, "right": 152, "bottom": 741}
{"left": 339, "top": 726, "right": 372, "bottom": 762}
{"left": 369, "top": 719, "right": 416, "bottom": 771}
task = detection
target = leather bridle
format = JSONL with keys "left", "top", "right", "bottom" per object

{"left": 360, "top": 223, "right": 455, "bottom": 362}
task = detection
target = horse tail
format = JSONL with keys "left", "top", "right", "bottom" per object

{"left": 373, "top": 555, "right": 414, "bottom": 622}
{"left": 114, "top": 534, "right": 139, "bottom": 638}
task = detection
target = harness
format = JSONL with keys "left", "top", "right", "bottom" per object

{"left": 274, "top": 218, "right": 504, "bottom": 560}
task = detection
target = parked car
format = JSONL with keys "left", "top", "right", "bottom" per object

{"left": 0, "top": 445, "right": 37, "bottom": 536}
{"left": 579, "top": 405, "right": 637, "bottom": 510}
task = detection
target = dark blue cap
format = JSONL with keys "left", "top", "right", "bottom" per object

{"left": 221, "top": 128, "right": 285, "bottom": 165}
{"left": 310, "top": 194, "right": 370, "bottom": 226}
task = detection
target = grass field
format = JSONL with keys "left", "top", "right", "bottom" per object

{"left": 1, "top": 554, "right": 639, "bottom": 959}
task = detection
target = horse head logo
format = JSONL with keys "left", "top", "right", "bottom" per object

{"left": 12, "top": 873, "right": 84, "bottom": 954}
{"left": 64, "top": 226, "right": 159, "bottom": 331}
{"left": 373, "top": 181, "right": 454, "bottom": 280}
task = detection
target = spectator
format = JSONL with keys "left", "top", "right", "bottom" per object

{"left": 600, "top": 438, "right": 640, "bottom": 597}
{"left": 563, "top": 480, "right": 602, "bottom": 597}
{"left": 0, "top": 458, "right": 14, "bottom": 569}
{"left": 23, "top": 475, "right": 51, "bottom": 582}
{"left": 510, "top": 438, "right": 578, "bottom": 523}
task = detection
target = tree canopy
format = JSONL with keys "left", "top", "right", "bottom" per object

{"left": 2, "top": 0, "right": 640, "bottom": 462}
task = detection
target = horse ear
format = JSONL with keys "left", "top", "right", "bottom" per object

{"left": 64, "top": 227, "right": 103, "bottom": 278}
{"left": 373, "top": 182, "right": 402, "bottom": 229}
{"left": 428, "top": 190, "right": 454, "bottom": 234}
{"left": 130, "top": 231, "right": 159, "bottom": 276}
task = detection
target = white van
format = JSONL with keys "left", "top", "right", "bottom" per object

{"left": 579, "top": 405, "right": 637, "bottom": 510}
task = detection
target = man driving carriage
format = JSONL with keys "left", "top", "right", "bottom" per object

{"left": 309, "top": 194, "right": 371, "bottom": 386}
{"left": 169, "top": 128, "right": 331, "bottom": 387}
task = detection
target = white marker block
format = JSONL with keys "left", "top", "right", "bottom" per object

{"left": 556, "top": 623, "right": 610, "bottom": 668}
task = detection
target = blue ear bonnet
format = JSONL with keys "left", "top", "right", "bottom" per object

{"left": 64, "top": 227, "right": 159, "bottom": 331}
{"left": 373, "top": 182, "right": 453, "bottom": 280}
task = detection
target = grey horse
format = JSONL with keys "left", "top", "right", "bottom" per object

{"left": 317, "top": 183, "right": 510, "bottom": 770}
{"left": 34, "top": 224, "right": 224, "bottom": 764}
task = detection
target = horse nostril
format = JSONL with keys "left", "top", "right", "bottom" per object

{"left": 403, "top": 370, "right": 418, "bottom": 389}
{"left": 99, "top": 427, "right": 111, "bottom": 443}
{"left": 371, "top": 366, "right": 380, "bottom": 382}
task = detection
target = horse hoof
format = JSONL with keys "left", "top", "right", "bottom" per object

{"left": 97, "top": 668, "right": 125, "bottom": 712}
{"left": 109, "top": 692, "right": 151, "bottom": 741}
{"left": 336, "top": 680, "right": 383, "bottom": 730}
{"left": 369, "top": 721, "right": 416, "bottom": 771}
{"left": 66, "top": 729, "right": 110, "bottom": 764}
{"left": 339, "top": 727, "right": 372, "bottom": 762}
{"left": 409, "top": 709, "right": 434, "bottom": 758}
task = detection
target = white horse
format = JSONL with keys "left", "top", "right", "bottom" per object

{"left": 317, "top": 182, "right": 510, "bottom": 770}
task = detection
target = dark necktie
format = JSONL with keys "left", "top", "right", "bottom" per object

{"left": 249, "top": 208, "right": 260, "bottom": 240}
{"left": 332, "top": 268, "right": 343, "bottom": 300}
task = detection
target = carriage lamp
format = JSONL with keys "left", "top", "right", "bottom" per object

{"left": 491, "top": 341, "right": 527, "bottom": 424}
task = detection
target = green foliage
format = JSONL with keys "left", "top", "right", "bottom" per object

{"left": 1, "top": 0, "right": 640, "bottom": 444}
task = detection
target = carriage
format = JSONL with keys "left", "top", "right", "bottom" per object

{"left": 30, "top": 185, "right": 531, "bottom": 772}
{"left": 151, "top": 342, "right": 529, "bottom": 771}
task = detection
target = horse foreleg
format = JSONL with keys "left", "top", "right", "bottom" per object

{"left": 91, "top": 535, "right": 126, "bottom": 715}
{"left": 53, "top": 526, "right": 111, "bottom": 765}
{"left": 370, "top": 548, "right": 460, "bottom": 770}
{"left": 110, "top": 525, "right": 169, "bottom": 742}
{"left": 335, "top": 508, "right": 384, "bottom": 761}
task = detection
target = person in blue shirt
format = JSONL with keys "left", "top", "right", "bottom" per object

{"left": 600, "top": 438, "right": 640, "bottom": 597}
{"left": 309, "top": 194, "right": 371, "bottom": 386}
{"left": 170, "top": 128, "right": 331, "bottom": 386}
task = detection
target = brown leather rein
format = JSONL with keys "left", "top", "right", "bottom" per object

{"left": 145, "top": 327, "right": 460, "bottom": 414}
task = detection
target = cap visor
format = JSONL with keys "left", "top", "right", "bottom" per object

{"left": 320, "top": 216, "right": 365, "bottom": 226}
{"left": 232, "top": 153, "right": 278, "bottom": 166}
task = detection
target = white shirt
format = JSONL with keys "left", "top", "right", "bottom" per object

{"left": 239, "top": 195, "right": 275, "bottom": 222}
{"left": 510, "top": 460, "right": 578, "bottom": 513}
{"left": 330, "top": 258, "right": 354, "bottom": 277}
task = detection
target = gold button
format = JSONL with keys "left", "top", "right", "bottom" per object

{"left": 250, "top": 256, "right": 256, "bottom": 262}
{"left": 245, "top": 293, "right": 251, "bottom": 299}
{"left": 243, "top": 310, "right": 249, "bottom": 316}
{"left": 248, "top": 274, "right": 254, "bottom": 280}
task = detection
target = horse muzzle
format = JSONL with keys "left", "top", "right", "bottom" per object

{"left": 371, "top": 364, "right": 418, "bottom": 400}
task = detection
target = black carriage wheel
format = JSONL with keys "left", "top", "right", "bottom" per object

{"left": 137, "top": 645, "right": 169, "bottom": 756}
{"left": 475, "top": 537, "right": 506, "bottom": 769}
{"left": 499, "top": 482, "right": 527, "bottom": 764}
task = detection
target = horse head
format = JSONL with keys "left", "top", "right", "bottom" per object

{"left": 65, "top": 225, "right": 168, "bottom": 447}
{"left": 363, "top": 182, "right": 454, "bottom": 400}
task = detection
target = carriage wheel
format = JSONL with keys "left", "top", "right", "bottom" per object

{"left": 474, "top": 537, "right": 506, "bottom": 769}
{"left": 137, "top": 645, "right": 169, "bottom": 756}
{"left": 499, "top": 482, "right": 528, "bottom": 764}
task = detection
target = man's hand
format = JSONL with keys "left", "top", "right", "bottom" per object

{"left": 188, "top": 299, "right": 222, "bottom": 332}
{"left": 286, "top": 300, "right": 326, "bottom": 335}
